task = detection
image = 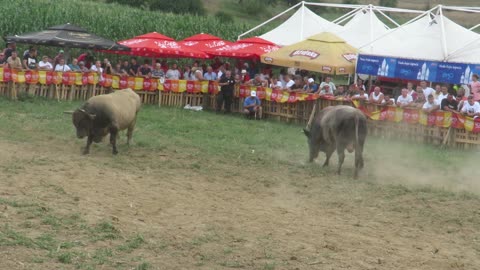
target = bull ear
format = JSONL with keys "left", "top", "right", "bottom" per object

{"left": 63, "top": 111, "right": 74, "bottom": 114}
{"left": 303, "top": 128, "right": 311, "bottom": 138}
{"left": 79, "top": 109, "right": 96, "bottom": 120}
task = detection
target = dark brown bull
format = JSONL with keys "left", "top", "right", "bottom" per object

{"left": 303, "top": 105, "right": 367, "bottom": 178}
{"left": 65, "top": 88, "right": 141, "bottom": 155}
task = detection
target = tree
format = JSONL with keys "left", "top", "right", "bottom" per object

{"left": 343, "top": 0, "right": 359, "bottom": 4}
{"left": 379, "top": 0, "right": 398, "bottom": 8}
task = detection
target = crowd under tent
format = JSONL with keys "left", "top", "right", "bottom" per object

{"left": 356, "top": 5, "right": 480, "bottom": 85}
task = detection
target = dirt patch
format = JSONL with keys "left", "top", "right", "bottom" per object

{"left": 1, "top": 139, "right": 479, "bottom": 269}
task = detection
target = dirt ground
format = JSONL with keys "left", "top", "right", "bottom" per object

{"left": 1, "top": 137, "right": 479, "bottom": 270}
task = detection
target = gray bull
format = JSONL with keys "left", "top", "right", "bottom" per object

{"left": 303, "top": 105, "right": 367, "bottom": 178}
{"left": 64, "top": 88, "right": 141, "bottom": 155}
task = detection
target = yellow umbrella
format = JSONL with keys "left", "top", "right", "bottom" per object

{"left": 261, "top": 32, "right": 358, "bottom": 75}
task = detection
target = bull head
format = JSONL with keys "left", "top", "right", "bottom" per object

{"left": 72, "top": 109, "right": 96, "bottom": 139}
{"left": 77, "top": 109, "right": 96, "bottom": 120}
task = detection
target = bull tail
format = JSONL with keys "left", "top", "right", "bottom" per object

{"left": 354, "top": 113, "right": 362, "bottom": 179}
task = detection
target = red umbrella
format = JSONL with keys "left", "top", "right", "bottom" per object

{"left": 179, "top": 33, "right": 234, "bottom": 53}
{"left": 102, "top": 32, "right": 209, "bottom": 58}
{"left": 203, "top": 36, "right": 280, "bottom": 59}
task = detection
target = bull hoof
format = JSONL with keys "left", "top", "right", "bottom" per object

{"left": 112, "top": 150, "right": 118, "bottom": 155}
{"left": 82, "top": 150, "right": 89, "bottom": 155}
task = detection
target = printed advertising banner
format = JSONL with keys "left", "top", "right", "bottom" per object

{"left": 357, "top": 54, "right": 480, "bottom": 84}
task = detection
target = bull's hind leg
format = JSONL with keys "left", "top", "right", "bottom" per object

{"left": 323, "top": 146, "right": 335, "bottom": 167}
{"left": 109, "top": 128, "right": 119, "bottom": 155}
{"left": 354, "top": 145, "right": 364, "bottom": 179}
{"left": 336, "top": 145, "right": 346, "bottom": 175}
{"left": 127, "top": 124, "right": 135, "bottom": 146}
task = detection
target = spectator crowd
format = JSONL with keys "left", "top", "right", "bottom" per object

{"left": 2, "top": 42, "right": 479, "bottom": 118}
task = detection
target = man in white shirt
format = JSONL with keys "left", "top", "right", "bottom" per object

{"left": 396, "top": 88, "right": 413, "bottom": 107}
{"left": 422, "top": 94, "right": 439, "bottom": 113}
{"left": 420, "top": 80, "right": 435, "bottom": 98}
{"left": 351, "top": 88, "right": 368, "bottom": 100}
{"left": 38, "top": 56, "right": 53, "bottom": 71}
{"left": 319, "top": 76, "right": 336, "bottom": 92}
{"left": 166, "top": 63, "right": 181, "bottom": 80}
{"left": 436, "top": 84, "right": 450, "bottom": 104}
{"left": 461, "top": 95, "right": 480, "bottom": 118}
{"left": 54, "top": 58, "right": 71, "bottom": 72}
{"left": 284, "top": 74, "right": 295, "bottom": 90}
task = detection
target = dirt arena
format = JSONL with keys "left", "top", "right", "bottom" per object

{"left": 1, "top": 129, "right": 479, "bottom": 270}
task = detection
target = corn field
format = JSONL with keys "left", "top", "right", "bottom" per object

{"left": 0, "top": 0, "right": 265, "bottom": 56}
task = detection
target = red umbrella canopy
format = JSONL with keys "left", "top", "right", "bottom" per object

{"left": 179, "top": 33, "right": 234, "bottom": 52}
{"left": 203, "top": 36, "right": 280, "bottom": 59}
{"left": 114, "top": 32, "right": 209, "bottom": 58}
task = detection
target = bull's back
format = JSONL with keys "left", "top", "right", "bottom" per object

{"left": 319, "top": 106, "right": 367, "bottom": 144}
{"left": 88, "top": 89, "right": 141, "bottom": 130}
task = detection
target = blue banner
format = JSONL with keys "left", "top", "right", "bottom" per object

{"left": 357, "top": 54, "right": 480, "bottom": 84}
{"left": 395, "top": 59, "right": 437, "bottom": 82}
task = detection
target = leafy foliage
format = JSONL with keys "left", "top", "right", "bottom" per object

{"left": 106, "top": 0, "right": 205, "bottom": 14}
{"left": 379, "top": 0, "right": 398, "bottom": 7}
{"left": 0, "top": 0, "right": 256, "bottom": 56}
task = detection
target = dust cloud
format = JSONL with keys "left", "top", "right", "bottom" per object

{"left": 362, "top": 140, "right": 480, "bottom": 194}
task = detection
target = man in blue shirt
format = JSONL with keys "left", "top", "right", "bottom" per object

{"left": 243, "top": 90, "right": 262, "bottom": 119}
{"left": 203, "top": 66, "right": 217, "bottom": 81}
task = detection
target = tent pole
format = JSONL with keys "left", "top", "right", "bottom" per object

{"left": 375, "top": 8, "right": 400, "bottom": 27}
{"left": 237, "top": 1, "right": 303, "bottom": 41}
{"left": 438, "top": 6, "right": 449, "bottom": 61}
{"left": 446, "top": 35, "right": 480, "bottom": 60}
{"left": 358, "top": 5, "right": 438, "bottom": 51}
{"left": 469, "top": 24, "right": 480, "bottom": 31}
{"left": 332, "top": 6, "right": 364, "bottom": 25}
{"left": 443, "top": 6, "right": 480, "bottom": 14}
{"left": 300, "top": 1, "right": 305, "bottom": 41}
{"left": 369, "top": 5, "right": 373, "bottom": 49}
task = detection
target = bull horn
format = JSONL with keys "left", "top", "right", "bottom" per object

{"left": 63, "top": 111, "right": 74, "bottom": 114}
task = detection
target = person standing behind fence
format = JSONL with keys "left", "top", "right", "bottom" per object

{"left": 461, "top": 95, "right": 480, "bottom": 118}
{"left": 166, "top": 63, "right": 180, "bottom": 80}
{"left": 469, "top": 74, "right": 480, "bottom": 102}
{"left": 422, "top": 94, "right": 440, "bottom": 113}
{"left": 396, "top": 88, "right": 414, "bottom": 107}
{"left": 420, "top": 80, "right": 435, "bottom": 99}
{"left": 203, "top": 66, "right": 217, "bottom": 81}
{"left": 23, "top": 47, "right": 38, "bottom": 70}
{"left": 369, "top": 86, "right": 384, "bottom": 104}
{"left": 217, "top": 70, "right": 235, "bottom": 114}
{"left": 7, "top": 51, "right": 22, "bottom": 70}
{"left": 319, "top": 76, "right": 336, "bottom": 93}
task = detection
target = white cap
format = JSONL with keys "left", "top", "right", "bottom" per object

{"left": 250, "top": 90, "right": 257, "bottom": 97}
{"left": 241, "top": 69, "right": 247, "bottom": 74}
{"left": 308, "top": 78, "right": 314, "bottom": 84}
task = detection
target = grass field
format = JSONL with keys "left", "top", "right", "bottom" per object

{"left": 1, "top": 96, "right": 480, "bottom": 269}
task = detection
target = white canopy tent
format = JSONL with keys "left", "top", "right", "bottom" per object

{"left": 259, "top": 5, "right": 343, "bottom": 46}
{"left": 359, "top": 5, "right": 480, "bottom": 62}
{"left": 238, "top": 1, "right": 423, "bottom": 48}
{"left": 334, "top": 6, "right": 393, "bottom": 51}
